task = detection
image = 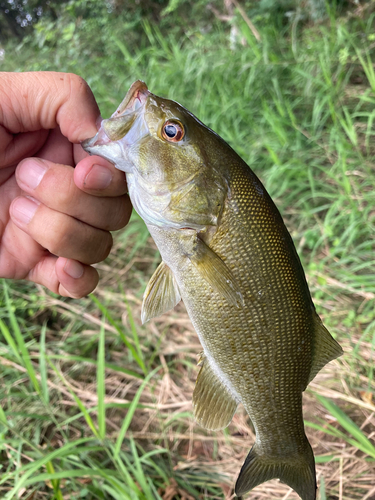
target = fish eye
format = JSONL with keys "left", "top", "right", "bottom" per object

{"left": 161, "top": 120, "right": 185, "bottom": 142}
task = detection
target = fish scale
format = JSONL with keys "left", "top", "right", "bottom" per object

{"left": 82, "top": 80, "right": 343, "bottom": 499}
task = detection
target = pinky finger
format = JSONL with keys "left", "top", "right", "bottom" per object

{"left": 27, "top": 255, "right": 99, "bottom": 298}
{"left": 56, "top": 257, "right": 99, "bottom": 298}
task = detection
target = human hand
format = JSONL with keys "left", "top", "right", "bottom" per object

{"left": 0, "top": 72, "right": 131, "bottom": 297}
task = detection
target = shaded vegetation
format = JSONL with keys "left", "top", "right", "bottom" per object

{"left": 1, "top": 1, "right": 375, "bottom": 499}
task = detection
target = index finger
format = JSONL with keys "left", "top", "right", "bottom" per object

{"left": 74, "top": 154, "right": 129, "bottom": 197}
{"left": 0, "top": 72, "right": 100, "bottom": 142}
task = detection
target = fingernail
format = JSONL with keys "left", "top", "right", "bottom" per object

{"left": 84, "top": 164, "right": 113, "bottom": 190}
{"left": 64, "top": 259, "right": 84, "bottom": 279}
{"left": 18, "top": 159, "right": 48, "bottom": 190}
{"left": 12, "top": 197, "right": 39, "bottom": 225}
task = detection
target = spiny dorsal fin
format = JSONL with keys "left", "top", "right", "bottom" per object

{"left": 306, "top": 313, "right": 343, "bottom": 387}
{"left": 235, "top": 438, "right": 316, "bottom": 500}
{"left": 193, "top": 353, "right": 238, "bottom": 431}
{"left": 189, "top": 238, "right": 244, "bottom": 307}
{"left": 141, "top": 261, "right": 181, "bottom": 324}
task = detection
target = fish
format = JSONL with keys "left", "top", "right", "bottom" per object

{"left": 82, "top": 80, "right": 343, "bottom": 499}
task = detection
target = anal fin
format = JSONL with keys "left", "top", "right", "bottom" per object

{"left": 193, "top": 353, "right": 238, "bottom": 431}
{"left": 307, "top": 313, "right": 343, "bottom": 386}
{"left": 141, "top": 261, "right": 181, "bottom": 324}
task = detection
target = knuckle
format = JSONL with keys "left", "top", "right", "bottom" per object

{"left": 43, "top": 166, "right": 75, "bottom": 207}
{"left": 98, "top": 231, "right": 113, "bottom": 261}
{"left": 79, "top": 230, "right": 112, "bottom": 264}
{"left": 43, "top": 211, "right": 112, "bottom": 264}
{"left": 66, "top": 73, "right": 88, "bottom": 92}
{"left": 104, "top": 196, "right": 131, "bottom": 231}
{"left": 66, "top": 73, "right": 93, "bottom": 102}
{"left": 47, "top": 219, "right": 72, "bottom": 256}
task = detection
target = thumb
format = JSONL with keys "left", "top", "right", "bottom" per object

{"left": 0, "top": 72, "right": 100, "bottom": 143}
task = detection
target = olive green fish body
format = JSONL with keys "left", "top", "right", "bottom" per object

{"left": 82, "top": 81, "right": 343, "bottom": 499}
{"left": 148, "top": 161, "right": 317, "bottom": 499}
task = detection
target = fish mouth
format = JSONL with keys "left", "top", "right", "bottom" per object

{"left": 115, "top": 80, "right": 149, "bottom": 116}
{"left": 82, "top": 80, "right": 149, "bottom": 149}
{"left": 81, "top": 81, "right": 150, "bottom": 170}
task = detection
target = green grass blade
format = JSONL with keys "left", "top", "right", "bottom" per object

{"left": 125, "top": 298, "right": 145, "bottom": 370}
{"left": 45, "top": 461, "right": 63, "bottom": 500}
{"left": 44, "top": 354, "right": 143, "bottom": 379}
{"left": 0, "top": 404, "right": 7, "bottom": 427}
{"left": 114, "top": 367, "right": 159, "bottom": 460}
{"left": 48, "top": 360, "right": 99, "bottom": 439}
{"left": 97, "top": 321, "right": 106, "bottom": 440}
{"left": 39, "top": 322, "right": 49, "bottom": 404}
{"left": 23, "top": 467, "right": 118, "bottom": 485}
{"left": 129, "top": 438, "right": 153, "bottom": 497}
{"left": 0, "top": 318, "right": 20, "bottom": 362}
{"left": 320, "top": 475, "right": 326, "bottom": 500}
{"left": 355, "top": 49, "right": 375, "bottom": 93}
{"left": 90, "top": 294, "right": 147, "bottom": 374}
{"left": 110, "top": 451, "right": 140, "bottom": 496}
{"left": 3, "top": 283, "right": 40, "bottom": 395}
{"left": 316, "top": 395, "right": 375, "bottom": 458}
{"left": 3, "top": 439, "right": 94, "bottom": 497}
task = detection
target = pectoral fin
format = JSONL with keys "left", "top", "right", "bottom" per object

{"left": 189, "top": 238, "right": 244, "bottom": 307}
{"left": 193, "top": 353, "right": 238, "bottom": 431}
{"left": 141, "top": 262, "right": 181, "bottom": 324}
{"left": 306, "top": 313, "right": 343, "bottom": 387}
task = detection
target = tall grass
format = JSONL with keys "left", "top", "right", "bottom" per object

{"left": 1, "top": 5, "right": 375, "bottom": 499}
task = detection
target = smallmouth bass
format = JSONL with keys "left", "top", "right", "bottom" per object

{"left": 82, "top": 81, "right": 343, "bottom": 499}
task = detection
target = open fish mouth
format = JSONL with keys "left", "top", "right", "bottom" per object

{"left": 114, "top": 80, "right": 149, "bottom": 116}
{"left": 82, "top": 80, "right": 149, "bottom": 149}
{"left": 81, "top": 81, "right": 150, "bottom": 170}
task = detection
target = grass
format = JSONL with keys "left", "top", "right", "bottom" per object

{"left": 1, "top": 4, "right": 375, "bottom": 499}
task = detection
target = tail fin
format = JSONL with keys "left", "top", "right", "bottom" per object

{"left": 235, "top": 439, "right": 316, "bottom": 500}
